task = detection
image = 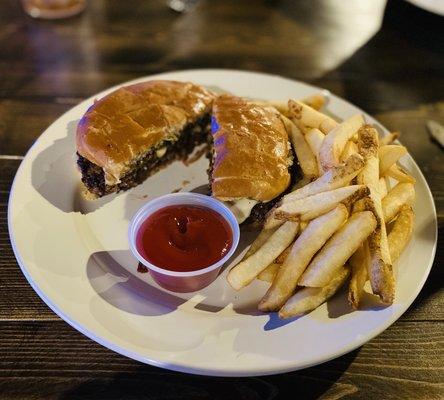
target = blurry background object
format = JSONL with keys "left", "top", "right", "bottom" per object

{"left": 427, "top": 120, "right": 444, "bottom": 148}
{"left": 167, "top": 0, "right": 198, "bottom": 13}
{"left": 21, "top": 0, "right": 86, "bottom": 19}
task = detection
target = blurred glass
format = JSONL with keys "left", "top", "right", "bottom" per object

{"left": 21, "top": 0, "right": 86, "bottom": 19}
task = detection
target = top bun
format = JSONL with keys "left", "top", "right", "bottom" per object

{"left": 211, "top": 95, "right": 292, "bottom": 202}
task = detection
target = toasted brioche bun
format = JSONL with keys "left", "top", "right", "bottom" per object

{"left": 211, "top": 95, "right": 292, "bottom": 202}
{"left": 76, "top": 80, "right": 215, "bottom": 185}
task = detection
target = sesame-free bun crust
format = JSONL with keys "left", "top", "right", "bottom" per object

{"left": 211, "top": 95, "right": 292, "bottom": 202}
{"left": 76, "top": 80, "right": 214, "bottom": 184}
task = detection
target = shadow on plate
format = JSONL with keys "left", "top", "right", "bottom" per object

{"left": 85, "top": 225, "right": 264, "bottom": 318}
{"left": 87, "top": 250, "right": 188, "bottom": 317}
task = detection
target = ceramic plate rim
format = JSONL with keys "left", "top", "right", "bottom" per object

{"left": 8, "top": 69, "right": 438, "bottom": 376}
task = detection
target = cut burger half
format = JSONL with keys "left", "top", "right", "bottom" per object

{"left": 210, "top": 94, "right": 297, "bottom": 224}
{"left": 76, "top": 80, "right": 215, "bottom": 198}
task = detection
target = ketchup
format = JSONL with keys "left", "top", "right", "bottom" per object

{"left": 136, "top": 205, "right": 233, "bottom": 272}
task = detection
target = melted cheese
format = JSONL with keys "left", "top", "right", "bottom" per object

{"left": 225, "top": 198, "right": 258, "bottom": 224}
{"left": 156, "top": 147, "right": 167, "bottom": 158}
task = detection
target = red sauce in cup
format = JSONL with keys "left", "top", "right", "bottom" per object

{"left": 136, "top": 205, "right": 233, "bottom": 272}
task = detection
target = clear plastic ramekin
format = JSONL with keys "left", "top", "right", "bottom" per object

{"left": 128, "top": 193, "right": 240, "bottom": 293}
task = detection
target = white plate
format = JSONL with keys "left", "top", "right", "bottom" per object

{"left": 8, "top": 70, "right": 437, "bottom": 376}
{"left": 405, "top": 0, "right": 444, "bottom": 16}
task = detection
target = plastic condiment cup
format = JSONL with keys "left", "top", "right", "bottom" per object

{"left": 128, "top": 193, "right": 240, "bottom": 293}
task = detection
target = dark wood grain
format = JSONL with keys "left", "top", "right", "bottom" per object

{"left": 0, "top": 0, "right": 443, "bottom": 398}
{"left": 0, "top": 321, "right": 442, "bottom": 400}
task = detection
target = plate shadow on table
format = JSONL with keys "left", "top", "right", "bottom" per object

{"left": 56, "top": 351, "right": 359, "bottom": 400}
{"left": 31, "top": 119, "right": 115, "bottom": 214}
{"left": 404, "top": 216, "right": 442, "bottom": 313}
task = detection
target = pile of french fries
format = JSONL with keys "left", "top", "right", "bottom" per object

{"left": 228, "top": 95, "right": 416, "bottom": 319}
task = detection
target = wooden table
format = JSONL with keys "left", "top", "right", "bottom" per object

{"left": 1, "top": 0, "right": 443, "bottom": 398}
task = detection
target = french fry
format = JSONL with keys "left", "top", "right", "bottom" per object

{"left": 377, "top": 177, "right": 388, "bottom": 199}
{"left": 288, "top": 99, "right": 338, "bottom": 134}
{"left": 264, "top": 173, "right": 362, "bottom": 238}
{"left": 282, "top": 116, "right": 319, "bottom": 178}
{"left": 248, "top": 97, "right": 325, "bottom": 117}
{"left": 263, "top": 214, "right": 284, "bottom": 230}
{"left": 319, "top": 114, "right": 365, "bottom": 171}
{"left": 356, "top": 126, "right": 392, "bottom": 299}
{"left": 299, "top": 211, "right": 377, "bottom": 287}
{"left": 249, "top": 100, "right": 290, "bottom": 116}
{"left": 275, "top": 245, "right": 293, "bottom": 264}
{"left": 305, "top": 128, "right": 325, "bottom": 172}
{"left": 277, "top": 185, "right": 368, "bottom": 216}
{"left": 282, "top": 153, "right": 365, "bottom": 203}
{"left": 385, "top": 164, "right": 416, "bottom": 184}
{"left": 279, "top": 267, "right": 350, "bottom": 319}
{"left": 227, "top": 221, "right": 299, "bottom": 290}
{"left": 388, "top": 205, "right": 415, "bottom": 262}
{"left": 368, "top": 227, "right": 395, "bottom": 304}
{"left": 305, "top": 128, "right": 325, "bottom": 151}
{"left": 379, "top": 145, "right": 408, "bottom": 175}
{"left": 243, "top": 227, "right": 277, "bottom": 260}
{"left": 380, "top": 131, "right": 400, "bottom": 146}
{"left": 266, "top": 101, "right": 289, "bottom": 116}
{"left": 257, "top": 263, "right": 281, "bottom": 283}
{"left": 382, "top": 182, "right": 415, "bottom": 222}
{"left": 301, "top": 93, "right": 326, "bottom": 111}
{"left": 277, "top": 185, "right": 368, "bottom": 223}
{"left": 340, "top": 140, "right": 358, "bottom": 162}
{"left": 259, "top": 205, "right": 348, "bottom": 312}
{"left": 348, "top": 242, "right": 370, "bottom": 309}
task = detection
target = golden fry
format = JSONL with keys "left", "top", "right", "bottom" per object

{"left": 301, "top": 93, "right": 326, "bottom": 111}
{"left": 348, "top": 242, "right": 370, "bottom": 309}
{"left": 243, "top": 227, "right": 277, "bottom": 260}
{"left": 379, "top": 145, "right": 408, "bottom": 175}
{"left": 382, "top": 182, "right": 415, "bottom": 222}
{"left": 319, "top": 114, "right": 365, "bottom": 171}
{"left": 259, "top": 205, "right": 348, "bottom": 312}
{"left": 388, "top": 205, "right": 415, "bottom": 262}
{"left": 305, "top": 128, "right": 325, "bottom": 173}
{"left": 380, "top": 131, "right": 400, "bottom": 146}
{"left": 368, "top": 227, "right": 395, "bottom": 304}
{"left": 227, "top": 221, "right": 299, "bottom": 290}
{"left": 385, "top": 164, "right": 416, "bottom": 184}
{"left": 299, "top": 211, "right": 377, "bottom": 287}
{"left": 340, "top": 140, "right": 359, "bottom": 162}
{"left": 257, "top": 263, "right": 281, "bottom": 283}
{"left": 279, "top": 267, "right": 350, "bottom": 319}
{"left": 278, "top": 185, "right": 368, "bottom": 215}
{"left": 283, "top": 153, "right": 364, "bottom": 203}
{"left": 282, "top": 116, "right": 319, "bottom": 178}
{"left": 288, "top": 99, "right": 338, "bottom": 134}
